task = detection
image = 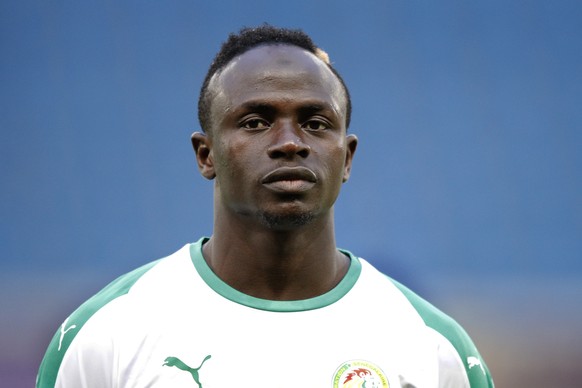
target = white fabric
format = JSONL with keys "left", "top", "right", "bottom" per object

{"left": 54, "top": 244, "right": 469, "bottom": 388}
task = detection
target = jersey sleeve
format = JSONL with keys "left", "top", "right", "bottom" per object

{"left": 52, "top": 322, "right": 116, "bottom": 388}
{"left": 36, "top": 260, "right": 160, "bottom": 388}
{"left": 390, "top": 279, "right": 495, "bottom": 388}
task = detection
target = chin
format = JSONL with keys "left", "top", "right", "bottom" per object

{"left": 258, "top": 210, "right": 316, "bottom": 230}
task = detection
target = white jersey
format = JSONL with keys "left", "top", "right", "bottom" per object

{"left": 37, "top": 238, "right": 494, "bottom": 388}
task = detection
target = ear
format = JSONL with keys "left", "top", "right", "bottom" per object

{"left": 191, "top": 132, "right": 216, "bottom": 180}
{"left": 342, "top": 134, "right": 358, "bottom": 183}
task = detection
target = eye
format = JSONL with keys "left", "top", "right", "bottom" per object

{"left": 241, "top": 118, "right": 270, "bottom": 131}
{"left": 302, "top": 119, "right": 330, "bottom": 131}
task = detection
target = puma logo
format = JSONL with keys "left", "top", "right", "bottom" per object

{"left": 163, "top": 355, "right": 211, "bottom": 387}
{"left": 467, "top": 356, "right": 485, "bottom": 374}
{"left": 58, "top": 317, "right": 77, "bottom": 351}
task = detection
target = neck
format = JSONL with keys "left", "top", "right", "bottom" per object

{"left": 203, "top": 205, "right": 349, "bottom": 301}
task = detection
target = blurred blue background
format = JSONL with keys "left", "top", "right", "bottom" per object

{"left": 1, "top": 1, "right": 581, "bottom": 386}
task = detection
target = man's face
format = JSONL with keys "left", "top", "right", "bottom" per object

{"left": 197, "top": 44, "right": 357, "bottom": 229}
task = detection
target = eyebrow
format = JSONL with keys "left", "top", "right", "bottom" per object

{"left": 238, "top": 102, "right": 277, "bottom": 116}
{"left": 297, "top": 103, "right": 331, "bottom": 116}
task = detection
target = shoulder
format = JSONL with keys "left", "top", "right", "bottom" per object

{"left": 36, "top": 244, "right": 193, "bottom": 388}
{"left": 388, "top": 277, "right": 495, "bottom": 388}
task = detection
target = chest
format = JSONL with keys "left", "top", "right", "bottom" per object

{"left": 114, "top": 298, "right": 439, "bottom": 387}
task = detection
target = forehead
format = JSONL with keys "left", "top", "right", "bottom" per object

{"left": 209, "top": 44, "right": 346, "bottom": 120}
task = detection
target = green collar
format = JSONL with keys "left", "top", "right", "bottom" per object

{"left": 190, "top": 237, "right": 361, "bottom": 312}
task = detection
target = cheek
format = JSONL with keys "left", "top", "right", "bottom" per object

{"left": 327, "top": 143, "right": 348, "bottom": 174}
{"left": 318, "top": 145, "right": 348, "bottom": 192}
{"left": 211, "top": 141, "right": 235, "bottom": 185}
{"left": 214, "top": 138, "right": 254, "bottom": 183}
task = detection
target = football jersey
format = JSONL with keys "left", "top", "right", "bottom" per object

{"left": 37, "top": 238, "right": 494, "bottom": 387}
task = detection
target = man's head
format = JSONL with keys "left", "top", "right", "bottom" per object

{"left": 192, "top": 26, "right": 357, "bottom": 230}
{"left": 198, "top": 25, "right": 352, "bottom": 134}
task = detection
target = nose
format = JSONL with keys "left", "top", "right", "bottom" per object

{"left": 267, "top": 122, "right": 311, "bottom": 159}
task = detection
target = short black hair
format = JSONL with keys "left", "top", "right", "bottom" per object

{"left": 197, "top": 25, "right": 352, "bottom": 133}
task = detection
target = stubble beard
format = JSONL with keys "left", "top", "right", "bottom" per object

{"left": 257, "top": 210, "right": 316, "bottom": 230}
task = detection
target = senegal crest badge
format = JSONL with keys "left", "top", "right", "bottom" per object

{"left": 332, "top": 360, "right": 389, "bottom": 388}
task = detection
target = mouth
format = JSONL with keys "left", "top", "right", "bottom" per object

{"left": 261, "top": 167, "right": 317, "bottom": 193}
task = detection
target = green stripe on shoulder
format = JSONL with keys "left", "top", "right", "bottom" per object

{"left": 36, "top": 259, "right": 161, "bottom": 388}
{"left": 390, "top": 278, "right": 495, "bottom": 388}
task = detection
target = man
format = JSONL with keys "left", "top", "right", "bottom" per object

{"left": 37, "top": 25, "right": 494, "bottom": 387}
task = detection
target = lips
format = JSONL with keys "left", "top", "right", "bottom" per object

{"left": 261, "top": 167, "right": 317, "bottom": 193}
{"left": 261, "top": 166, "right": 317, "bottom": 184}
